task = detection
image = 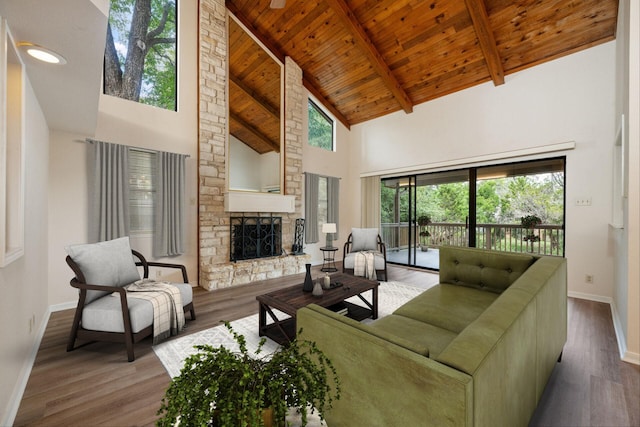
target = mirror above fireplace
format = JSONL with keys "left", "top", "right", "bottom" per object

{"left": 227, "top": 14, "right": 282, "bottom": 194}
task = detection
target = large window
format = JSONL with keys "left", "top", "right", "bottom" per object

{"left": 308, "top": 99, "right": 334, "bottom": 151}
{"left": 104, "top": 0, "right": 178, "bottom": 111}
{"left": 381, "top": 157, "right": 565, "bottom": 270}
{"left": 129, "top": 149, "right": 157, "bottom": 234}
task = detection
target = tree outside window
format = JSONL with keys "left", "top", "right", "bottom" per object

{"left": 104, "top": 0, "right": 177, "bottom": 111}
{"left": 308, "top": 99, "right": 334, "bottom": 151}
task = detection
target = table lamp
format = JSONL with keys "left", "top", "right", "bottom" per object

{"left": 322, "top": 223, "right": 337, "bottom": 248}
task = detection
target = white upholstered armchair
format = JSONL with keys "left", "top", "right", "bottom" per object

{"left": 342, "top": 228, "right": 388, "bottom": 281}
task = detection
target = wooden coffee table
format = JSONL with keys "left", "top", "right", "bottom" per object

{"left": 257, "top": 272, "right": 379, "bottom": 344}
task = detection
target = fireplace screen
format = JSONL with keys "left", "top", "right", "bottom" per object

{"left": 230, "top": 216, "right": 282, "bottom": 262}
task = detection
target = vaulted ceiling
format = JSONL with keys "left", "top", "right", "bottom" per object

{"left": 226, "top": 0, "right": 619, "bottom": 131}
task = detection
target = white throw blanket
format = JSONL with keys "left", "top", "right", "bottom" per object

{"left": 124, "top": 279, "right": 185, "bottom": 344}
{"left": 353, "top": 251, "right": 377, "bottom": 280}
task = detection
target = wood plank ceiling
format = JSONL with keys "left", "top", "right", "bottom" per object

{"left": 226, "top": 0, "right": 619, "bottom": 134}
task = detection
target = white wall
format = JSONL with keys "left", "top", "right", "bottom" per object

{"left": 0, "top": 75, "right": 50, "bottom": 425}
{"left": 612, "top": 0, "right": 640, "bottom": 364}
{"left": 47, "top": 0, "right": 199, "bottom": 306}
{"left": 302, "top": 99, "right": 355, "bottom": 265}
{"left": 351, "top": 42, "right": 618, "bottom": 301}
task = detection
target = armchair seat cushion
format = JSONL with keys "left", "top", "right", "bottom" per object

{"left": 343, "top": 251, "right": 386, "bottom": 270}
{"left": 81, "top": 283, "right": 193, "bottom": 333}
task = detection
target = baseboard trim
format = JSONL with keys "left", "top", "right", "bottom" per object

{"left": 567, "top": 290, "right": 613, "bottom": 304}
{"left": 2, "top": 307, "right": 52, "bottom": 427}
{"left": 50, "top": 300, "right": 77, "bottom": 312}
{"left": 610, "top": 300, "right": 640, "bottom": 366}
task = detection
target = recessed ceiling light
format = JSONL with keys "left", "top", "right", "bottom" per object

{"left": 17, "top": 42, "right": 67, "bottom": 65}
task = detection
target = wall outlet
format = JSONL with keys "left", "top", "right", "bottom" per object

{"left": 585, "top": 274, "right": 594, "bottom": 284}
{"left": 575, "top": 197, "right": 592, "bottom": 206}
{"left": 156, "top": 270, "right": 162, "bottom": 278}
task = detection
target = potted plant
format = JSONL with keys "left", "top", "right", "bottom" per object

{"left": 417, "top": 215, "right": 432, "bottom": 251}
{"left": 157, "top": 322, "right": 341, "bottom": 427}
{"left": 521, "top": 214, "right": 542, "bottom": 252}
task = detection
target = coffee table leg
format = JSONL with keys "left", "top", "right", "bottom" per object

{"left": 372, "top": 287, "right": 378, "bottom": 319}
{"left": 258, "top": 302, "right": 267, "bottom": 336}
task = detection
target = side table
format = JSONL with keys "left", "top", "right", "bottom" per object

{"left": 320, "top": 247, "right": 338, "bottom": 272}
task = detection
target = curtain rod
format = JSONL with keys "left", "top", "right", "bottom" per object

{"left": 83, "top": 138, "right": 191, "bottom": 158}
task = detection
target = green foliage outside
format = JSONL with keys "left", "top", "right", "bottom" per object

{"left": 308, "top": 100, "right": 333, "bottom": 150}
{"left": 106, "top": 0, "right": 177, "bottom": 110}
{"left": 381, "top": 172, "right": 564, "bottom": 255}
{"left": 382, "top": 173, "right": 564, "bottom": 226}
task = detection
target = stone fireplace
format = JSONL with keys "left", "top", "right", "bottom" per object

{"left": 198, "top": 1, "right": 310, "bottom": 290}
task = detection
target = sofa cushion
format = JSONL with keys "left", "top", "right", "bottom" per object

{"left": 66, "top": 237, "right": 141, "bottom": 303}
{"left": 370, "top": 314, "right": 458, "bottom": 358}
{"left": 81, "top": 283, "right": 193, "bottom": 333}
{"left": 393, "top": 284, "right": 499, "bottom": 333}
{"left": 439, "top": 246, "right": 536, "bottom": 293}
{"left": 350, "top": 228, "right": 379, "bottom": 251}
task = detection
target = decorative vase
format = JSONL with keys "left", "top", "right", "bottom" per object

{"left": 303, "top": 263, "right": 313, "bottom": 292}
{"left": 312, "top": 281, "right": 324, "bottom": 297}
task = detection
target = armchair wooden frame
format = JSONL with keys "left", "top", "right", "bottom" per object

{"left": 66, "top": 249, "right": 196, "bottom": 362}
{"left": 342, "top": 233, "right": 388, "bottom": 281}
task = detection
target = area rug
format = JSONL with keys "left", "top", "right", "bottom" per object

{"left": 153, "top": 281, "right": 426, "bottom": 378}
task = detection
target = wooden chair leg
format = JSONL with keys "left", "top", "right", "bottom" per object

{"left": 67, "top": 307, "right": 83, "bottom": 352}
{"left": 125, "top": 333, "right": 135, "bottom": 362}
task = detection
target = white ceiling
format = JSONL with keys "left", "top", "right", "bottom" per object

{"left": 0, "top": 0, "right": 109, "bottom": 135}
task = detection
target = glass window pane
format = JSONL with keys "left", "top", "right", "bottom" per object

{"left": 129, "top": 149, "right": 156, "bottom": 234}
{"left": 308, "top": 99, "right": 334, "bottom": 151}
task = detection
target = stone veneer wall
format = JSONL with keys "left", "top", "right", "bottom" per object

{"left": 198, "top": 0, "right": 309, "bottom": 290}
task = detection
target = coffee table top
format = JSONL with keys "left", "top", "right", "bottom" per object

{"left": 256, "top": 272, "right": 378, "bottom": 317}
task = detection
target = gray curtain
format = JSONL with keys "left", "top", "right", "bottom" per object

{"left": 87, "top": 139, "right": 130, "bottom": 242}
{"left": 361, "top": 175, "right": 381, "bottom": 230}
{"left": 327, "top": 176, "right": 340, "bottom": 241}
{"left": 154, "top": 151, "right": 187, "bottom": 257}
{"left": 304, "top": 172, "right": 319, "bottom": 243}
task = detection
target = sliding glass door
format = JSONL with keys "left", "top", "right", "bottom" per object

{"left": 382, "top": 170, "right": 469, "bottom": 269}
{"left": 381, "top": 157, "right": 565, "bottom": 271}
{"left": 474, "top": 158, "right": 565, "bottom": 256}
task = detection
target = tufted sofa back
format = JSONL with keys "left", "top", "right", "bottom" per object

{"left": 439, "top": 246, "right": 537, "bottom": 294}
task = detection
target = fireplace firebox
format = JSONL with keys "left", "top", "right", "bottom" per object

{"left": 230, "top": 216, "right": 282, "bottom": 262}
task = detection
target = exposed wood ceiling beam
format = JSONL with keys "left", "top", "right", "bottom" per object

{"left": 229, "top": 76, "right": 280, "bottom": 120}
{"left": 230, "top": 112, "right": 281, "bottom": 153}
{"left": 226, "top": 1, "right": 351, "bottom": 129}
{"left": 323, "top": 0, "right": 413, "bottom": 114}
{"left": 464, "top": 0, "right": 505, "bottom": 86}
{"left": 303, "top": 76, "right": 351, "bottom": 130}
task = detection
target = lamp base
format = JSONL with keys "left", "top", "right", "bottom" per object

{"left": 325, "top": 236, "right": 334, "bottom": 249}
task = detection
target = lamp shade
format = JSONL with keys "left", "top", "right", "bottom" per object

{"left": 322, "top": 223, "right": 336, "bottom": 234}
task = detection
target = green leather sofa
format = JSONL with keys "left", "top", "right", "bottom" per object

{"left": 297, "top": 246, "right": 567, "bottom": 426}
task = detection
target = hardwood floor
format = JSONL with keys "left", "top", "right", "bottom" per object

{"left": 14, "top": 264, "right": 639, "bottom": 426}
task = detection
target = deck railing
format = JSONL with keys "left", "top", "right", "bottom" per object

{"left": 381, "top": 222, "right": 564, "bottom": 257}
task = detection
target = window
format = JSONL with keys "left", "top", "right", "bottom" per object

{"left": 381, "top": 157, "right": 565, "bottom": 270}
{"left": 104, "top": 0, "right": 178, "bottom": 111}
{"left": 308, "top": 99, "right": 334, "bottom": 151}
{"left": 129, "top": 149, "right": 157, "bottom": 234}
{"left": 0, "top": 21, "right": 25, "bottom": 267}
